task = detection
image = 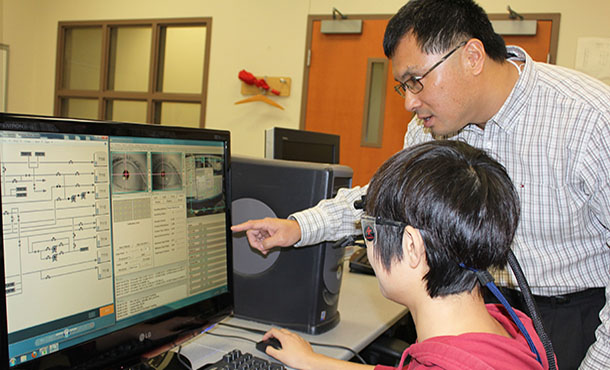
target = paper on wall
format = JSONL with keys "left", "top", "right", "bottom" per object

{"left": 575, "top": 37, "right": 610, "bottom": 85}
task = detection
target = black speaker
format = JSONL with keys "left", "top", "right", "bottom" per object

{"left": 230, "top": 156, "right": 353, "bottom": 334}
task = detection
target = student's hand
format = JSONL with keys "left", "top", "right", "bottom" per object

{"left": 261, "top": 328, "right": 374, "bottom": 370}
{"left": 261, "top": 328, "right": 316, "bottom": 370}
{"left": 231, "top": 218, "right": 301, "bottom": 255}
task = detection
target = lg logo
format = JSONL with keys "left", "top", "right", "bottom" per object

{"left": 139, "top": 331, "right": 152, "bottom": 342}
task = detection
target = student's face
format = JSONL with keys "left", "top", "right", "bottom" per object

{"left": 391, "top": 34, "right": 473, "bottom": 136}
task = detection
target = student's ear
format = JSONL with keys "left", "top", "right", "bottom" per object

{"left": 402, "top": 226, "right": 426, "bottom": 268}
{"left": 462, "top": 38, "right": 485, "bottom": 76}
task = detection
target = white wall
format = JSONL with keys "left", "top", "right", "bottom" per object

{"left": 2, "top": 0, "right": 609, "bottom": 157}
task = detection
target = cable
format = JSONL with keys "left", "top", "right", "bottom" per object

{"left": 146, "top": 322, "right": 219, "bottom": 370}
{"left": 218, "top": 321, "right": 267, "bottom": 335}
{"left": 144, "top": 349, "right": 174, "bottom": 370}
{"left": 308, "top": 341, "right": 367, "bottom": 364}
{"left": 485, "top": 280, "right": 542, "bottom": 364}
{"left": 205, "top": 331, "right": 259, "bottom": 344}
{"left": 175, "top": 345, "right": 192, "bottom": 370}
{"left": 508, "top": 250, "right": 557, "bottom": 370}
{"left": 460, "top": 264, "right": 543, "bottom": 366}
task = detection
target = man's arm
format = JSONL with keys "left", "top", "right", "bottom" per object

{"left": 578, "top": 115, "right": 610, "bottom": 369}
{"left": 291, "top": 185, "right": 367, "bottom": 247}
{"left": 230, "top": 185, "right": 367, "bottom": 252}
{"left": 231, "top": 218, "right": 301, "bottom": 255}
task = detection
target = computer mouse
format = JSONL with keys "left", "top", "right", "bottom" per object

{"left": 256, "top": 337, "right": 282, "bottom": 353}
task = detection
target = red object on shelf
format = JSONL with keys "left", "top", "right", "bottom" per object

{"left": 238, "top": 70, "right": 280, "bottom": 96}
{"left": 256, "top": 79, "right": 270, "bottom": 90}
{"left": 238, "top": 70, "right": 257, "bottom": 85}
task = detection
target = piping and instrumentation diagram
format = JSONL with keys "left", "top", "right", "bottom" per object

{"left": 1, "top": 136, "right": 113, "bottom": 332}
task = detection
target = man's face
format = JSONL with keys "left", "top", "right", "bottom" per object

{"left": 391, "top": 34, "right": 473, "bottom": 136}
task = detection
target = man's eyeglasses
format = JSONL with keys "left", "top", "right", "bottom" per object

{"left": 394, "top": 40, "right": 468, "bottom": 97}
{"left": 361, "top": 215, "right": 408, "bottom": 247}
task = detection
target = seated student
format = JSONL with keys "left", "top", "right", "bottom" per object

{"left": 258, "top": 141, "right": 550, "bottom": 369}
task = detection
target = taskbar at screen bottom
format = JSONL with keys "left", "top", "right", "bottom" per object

{"left": 8, "top": 285, "right": 229, "bottom": 368}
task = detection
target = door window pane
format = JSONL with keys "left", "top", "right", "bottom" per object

{"left": 160, "top": 26, "right": 206, "bottom": 94}
{"left": 107, "top": 100, "right": 147, "bottom": 123}
{"left": 108, "top": 26, "right": 152, "bottom": 92}
{"left": 61, "top": 98, "right": 98, "bottom": 119}
{"left": 62, "top": 28, "right": 102, "bottom": 90}
{"left": 361, "top": 59, "right": 387, "bottom": 147}
{"left": 157, "top": 102, "right": 200, "bottom": 128}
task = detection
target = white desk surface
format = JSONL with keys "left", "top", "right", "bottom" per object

{"left": 180, "top": 261, "right": 408, "bottom": 369}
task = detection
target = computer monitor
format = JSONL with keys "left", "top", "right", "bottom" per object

{"left": 0, "top": 113, "right": 233, "bottom": 369}
{"left": 265, "top": 127, "right": 340, "bottom": 164}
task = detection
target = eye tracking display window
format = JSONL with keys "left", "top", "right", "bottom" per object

{"left": 1, "top": 131, "right": 228, "bottom": 367}
{"left": 108, "top": 137, "right": 228, "bottom": 322}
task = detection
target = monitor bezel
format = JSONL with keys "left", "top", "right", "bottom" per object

{"left": 0, "top": 113, "right": 234, "bottom": 370}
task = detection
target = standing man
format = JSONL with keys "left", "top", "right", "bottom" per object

{"left": 232, "top": 1, "right": 610, "bottom": 368}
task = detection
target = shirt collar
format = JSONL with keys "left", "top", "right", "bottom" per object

{"left": 487, "top": 46, "right": 537, "bottom": 132}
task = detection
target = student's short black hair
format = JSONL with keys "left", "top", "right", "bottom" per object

{"left": 383, "top": 0, "right": 506, "bottom": 62}
{"left": 364, "top": 140, "right": 520, "bottom": 298}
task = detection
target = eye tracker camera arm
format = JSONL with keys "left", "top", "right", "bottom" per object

{"left": 329, "top": 195, "right": 368, "bottom": 249}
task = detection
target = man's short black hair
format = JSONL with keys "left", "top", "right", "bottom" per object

{"left": 364, "top": 140, "right": 520, "bottom": 298}
{"left": 383, "top": 0, "right": 506, "bottom": 62}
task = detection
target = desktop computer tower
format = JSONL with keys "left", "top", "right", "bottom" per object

{"left": 230, "top": 156, "right": 353, "bottom": 334}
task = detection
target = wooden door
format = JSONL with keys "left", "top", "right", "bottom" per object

{"left": 489, "top": 13, "right": 560, "bottom": 64}
{"left": 301, "top": 15, "right": 558, "bottom": 186}
{"left": 503, "top": 20, "right": 553, "bottom": 62}
{"left": 302, "top": 18, "right": 412, "bottom": 186}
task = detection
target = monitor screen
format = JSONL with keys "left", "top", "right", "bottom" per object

{"left": 265, "top": 127, "right": 340, "bottom": 164}
{"left": 0, "top": 114, "right": 233, "bottom": 369}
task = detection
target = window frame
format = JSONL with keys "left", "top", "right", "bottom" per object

{"left": 54, "top": 18, "right": 212, "bottom": 127}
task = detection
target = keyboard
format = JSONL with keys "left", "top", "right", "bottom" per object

{"left": 348, "top": 248, "right": 375, "bottom": 275}
{"left": 200, "top": 349, "right": 286, "bottom": 370}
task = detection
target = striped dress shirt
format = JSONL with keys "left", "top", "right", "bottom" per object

{"left": 291, "top": 46, "right": 610, "bottom": 369}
